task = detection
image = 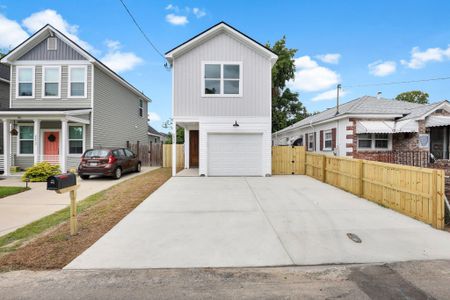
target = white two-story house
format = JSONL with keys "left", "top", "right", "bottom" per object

{"left": 165, "top": 22, "right": 278, "bottom": 176}
{"left": 0, "top": 24, "right": 150, "bottom": 175}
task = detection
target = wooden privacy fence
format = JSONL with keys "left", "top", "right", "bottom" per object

{"left": 273, "top": 146, "right": 445, "bottom": 229}
{"left": 272, "top": 146, "right": 305, "bottom": 174}
{"left": 162, "top": 144, "right": 184, "bottom": 168}
{"left": 128, "top": 142, "right": 163, "bottom": 167}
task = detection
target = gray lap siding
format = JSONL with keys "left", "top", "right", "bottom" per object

{"left": 93, "top": 66, "right": 148, "bottom": 148}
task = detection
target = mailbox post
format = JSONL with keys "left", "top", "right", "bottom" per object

{"left": 47, "top": 173, "right": 80, "bottom": 235}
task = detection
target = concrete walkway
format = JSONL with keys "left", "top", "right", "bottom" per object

{"left": 66, "top": 176, "right": 450, "bottom": 269}
{"left": 0, "top": 167, "right": 158, "bottom": 236}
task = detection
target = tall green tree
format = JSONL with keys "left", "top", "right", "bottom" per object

{"left": 266, "top": 37, "right": 307, "bottom": 132}
{"left": 395, "top": 90, "right": 429, "bottom": 104}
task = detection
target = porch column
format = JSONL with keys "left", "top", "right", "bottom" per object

{"left": 184, "top": 128, "right": 189, "bottom": 169}
{"left": 172, "top": 121, "right": 176, "bottom": 176}
{"left": 2, "top": 119, "right": 10, "bottom": 176}
{"left": 61, "top": 119, "right": 68, "bottom": 173}
{"left": 33, "top": 119, "right": 40, "bottom": 165}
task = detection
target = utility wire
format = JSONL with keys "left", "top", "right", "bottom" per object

{"left": 118, "top": 0, "right": 170, "bottom": 68}
{"left": 342, "top": 76, "right": 450, "bottom": 89}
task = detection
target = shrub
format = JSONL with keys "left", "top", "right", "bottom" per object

{"left": 22, "top": 162, "right": 60, "bottom": 182}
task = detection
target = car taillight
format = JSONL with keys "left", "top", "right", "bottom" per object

{"left": 108, "top": 155, "right": 117, "bottom": 164}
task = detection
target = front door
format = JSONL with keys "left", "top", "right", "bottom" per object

{"left": 189, "top": 130, "right": 199, "bottom": 167}
{"left": 43, "top": 131, "right": 60, "bottom": 163}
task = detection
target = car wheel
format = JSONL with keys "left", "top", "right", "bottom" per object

{"left": 113, "top": 167, "right": 122, "bottom": 179}
{"left": 136, "top": 163, "right": 141, "bottom": 172}
{"left": 80, "top": 175, "right": 90, "bottom": 180}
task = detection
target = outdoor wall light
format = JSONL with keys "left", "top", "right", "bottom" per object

{"left": 233, "top": 120, "right": 239, "bottom": 127}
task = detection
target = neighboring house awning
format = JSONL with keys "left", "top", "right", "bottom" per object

{"left": 425, "top": 116, "right": 450, "bottom": 127}
{"left": 356, "top": 120, "right": 395, "bottom": 134}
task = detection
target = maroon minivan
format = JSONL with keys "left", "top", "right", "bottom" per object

{"left": 78, "top": 148, "right": 141, "bottom": 180}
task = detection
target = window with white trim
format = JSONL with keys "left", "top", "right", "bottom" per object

{"left": 202, "top": 62, "right": 241, "bottom": 96}
{"left": 17, "top": 67, "right": 34, "bottom": 97}
{"left": 69, "top": 66, "right": 87, "bottom": 97}
{"left": 19, "top": 126, "right": 34, "bottom": 155}
{"left": 308, "top": 133, "right": 314, "bottom": 151}
{"left": 139, "top": 99, "right": 144, "bottom": 117}
{"left": 68, "top": 125, "right": 83, "bottom": 154}
{"left": 43, "top": 66, "right": 60, "bottom": 97}
{"left": 324, "top": 130, "right": 332, "bottom": 150}
{"left": 357, "top": 133, "right": 390, "bottom": 150}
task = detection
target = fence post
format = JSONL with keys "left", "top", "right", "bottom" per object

{"left": 126, "top": 141, "right": 130, "bottom": 149}
{"left": 431, "top": 169, "right": 445, "bottom": 229}
{"left": 301, "top": 147, "right": 306, "bottom": 175}
{"left": 358, "top": 159, "right": 364, "bottom": 197}
{"left": 136, "top": 140, "right": 140, "bottom": 159}
{"left": 431, "top": 169, "right": 438, "bottom": 228}
{"left": 321, "top": 155, "right": 326, "bottom": 182}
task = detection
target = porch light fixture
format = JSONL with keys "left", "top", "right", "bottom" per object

{"left": 233, "top": 120, "right": 239, "bottom": 127}
{"left": 10, "top": 121, "right": 18, "bottom": 136}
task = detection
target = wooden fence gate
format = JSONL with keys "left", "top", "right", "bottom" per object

{"left": 128, "top": 142, "right": 163, "bottom": 167}
{"left": 272, "top": 146, "right": 306, "bottom": 175}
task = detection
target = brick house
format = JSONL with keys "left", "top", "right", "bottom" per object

{"left": 273, "top": 95, "right": 450, "bottom": 166}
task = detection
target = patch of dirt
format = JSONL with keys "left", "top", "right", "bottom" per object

{"left": 0, "top": 168, "right": 171, "bottom": 271}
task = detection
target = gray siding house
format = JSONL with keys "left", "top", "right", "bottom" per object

{"left": 0, "top": 24, "right": 150, "bottom": 175}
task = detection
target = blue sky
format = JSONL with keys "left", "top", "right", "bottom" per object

{"left": 1, "top": 1, "right": 450, "bottom": 133}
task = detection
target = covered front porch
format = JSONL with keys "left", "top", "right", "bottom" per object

{"left": 0, "top": 109, "right": 91, "bottom": 176}
{"left": 172, "top": 120, "right": 199, "bottom": 177}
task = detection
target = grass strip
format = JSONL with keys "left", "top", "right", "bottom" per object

{"left": 0, "top": 186, "right": 30, "bottom": 198}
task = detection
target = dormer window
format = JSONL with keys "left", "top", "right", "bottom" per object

{"left": 47, "top": 37, "right": 57, "bottom": 51}
{"left": 202, "top": 62, "right": 242, "bottom": 97}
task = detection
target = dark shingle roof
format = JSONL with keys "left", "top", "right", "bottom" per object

{"left": 0, "top": 64, "right": 9, "bottom": 81}
{"left": 148, "top": 125, "right": 162, "bottom": 136}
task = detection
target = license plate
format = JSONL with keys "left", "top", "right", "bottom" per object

{"left": 90, "top": 162, "right": 98, "bottom": 166}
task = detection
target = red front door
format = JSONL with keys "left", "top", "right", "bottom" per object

{"left": 43, "top": 131, "right": 59, "bottom": 162}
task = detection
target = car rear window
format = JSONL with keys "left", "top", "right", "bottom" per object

{"left": 84, "top": 150, "right": 110, "bottom": 158}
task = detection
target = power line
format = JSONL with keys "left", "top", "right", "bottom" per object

{"left": 342, "top": 76, "right": 450, "bottom": 89}
{"left": 118, "top": 0, "right": 170, "bottom": 68}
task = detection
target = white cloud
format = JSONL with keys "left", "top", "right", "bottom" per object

{"left": 165, "top": 4, "right": 178, "bottom": 11}
{"left": 0, "top": 14, "right": 29, "bottom": 49}
{"left": 288, "top": 56, "right": 340, "bottom": 92}
{"left": 401, "top": 45, "right": 450, "bottom": 69}
{"left": 165, "top": 13, "right": 188, "bottom": 26}
{"left": 316, "top": 53, "right": 341, "bottom": 64}
{"left": 148, "top": 112, "right": 161, "bottom": 122}
{"left": 22, "top": 9, "right": 94, "bottom": 52}
{"left": 368, "top": 60, "right": 397, "bottom": 77}
{"left": 312, "top": 88, "right": 348, "bottom": 102}
{"left": 101, "top": 40, "right": 143, "bottom": 73}
{"left": 192, "top": 8, "right": 206, "bottom": 18}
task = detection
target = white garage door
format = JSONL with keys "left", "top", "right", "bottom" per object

{"left": 208, "top": 133, "right": 263, "bottom": 176}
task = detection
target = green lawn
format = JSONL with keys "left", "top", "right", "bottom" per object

{"left": 0, "top": 186, "right": 29, "bottom": 199}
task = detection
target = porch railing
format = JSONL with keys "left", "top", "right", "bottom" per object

{"left": 37, "top": 155, "right": 61, "bottom": 166}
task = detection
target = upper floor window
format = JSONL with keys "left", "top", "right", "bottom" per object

{"left": 69, "top": 66, "right": 87, "bottom": 98}
{"left": 17, "top": 66, "right": 34, "bottom": 98}
{"left": 202, "top": 62, "right": 242, "bottom": 97}
{"left": 139, "top": 99, "right": 144, "bottom": 117}
{"left": 43, "top": 66, "right": 61, "bottom": 98}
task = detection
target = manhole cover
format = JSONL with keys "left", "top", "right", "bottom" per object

{"left": 347, "top": 233, "right": 362, "bottom": 243}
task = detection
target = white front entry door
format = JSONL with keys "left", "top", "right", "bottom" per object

{"left": 207, "top": 133, "right": 263, "bottom": 176}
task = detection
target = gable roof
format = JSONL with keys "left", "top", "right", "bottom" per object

{"left": 165, "top": 22, "right": 278, "bottom": 65}
{"left": 148, "top": 124, "right": 162, "bottom": 136}
{"left": 0, "top": 24, "right": 150, "bottom": 101}
{"left": 276, "top": 96, "right": 425, "bottom": 134}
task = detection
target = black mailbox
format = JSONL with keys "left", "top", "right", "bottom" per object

{"left": 47, "top": 173, "right": 77, "bottom": 190}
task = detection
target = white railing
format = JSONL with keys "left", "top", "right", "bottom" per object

{"left": 0, "top": 155, "right": 3, "bottom": 171}
{"left": 37, "top": 155, "right": 61, "bottom": 166}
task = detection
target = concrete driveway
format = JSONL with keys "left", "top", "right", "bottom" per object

{"left": 66, "top": 176, "right": 450, "bottom": 269}
{"left": 0, "top": 167, "right": 158, "bottom": 236}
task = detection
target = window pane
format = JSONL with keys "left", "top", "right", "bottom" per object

{"left": 358, "top": 140, "right": 372, "bottom": 148}
{"left": 325, "top": 132, "right": 332, "bottom": 139}
{"left": 375, "top": 140, "right": 388, "bottom": 148}
{"left": 125, "top": 149, "right": 134, "bottom": 157}
{"left": 19, "top": 83, "right": 32, "bottom": 96}
{"left": 69, "top": 126, "right": 83, "bottom": 139}
{"left": 69, "top": 141, "right": 83, "bottom": 154}
{"left": 205, "top": 80, "right": 220, "bottom": 94}
{"left": 20, "top": 126, "right": 33, "bottom": 139}
{"left": 224, "top": 64, "right": 240, "bottom": 79}
{"left": 224, "top": 80, "right": 239, "bottom": 94}
{"left": 358, "top": 133, "right": 371, "bottom": 139}
{"left": 325, "top": 140, "right": 332, "bottom": 148}
{"left": 18, "top": 68, "right": 32, "bottom": 82}
{"left": 204, "top": 64, "right": 220, "bottom": 78}
{"left": 20, "top": 141, "right": 33, "bottom": 154}
{"left": 45, "top": 83, "right": 59, "bottom": 96}
{"left": 71, "top": 82, "right": 85, "bottom": 96}
{"left": 45, "top": 68, "right": 59, "bottom": 82}
{"left": 375, "top": 133, "right": 388, "bottom": 139}
{"left": 71, "top": 68, "right": 85, "bottom": 82}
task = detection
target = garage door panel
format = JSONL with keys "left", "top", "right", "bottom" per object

{"left": 208, "top": 133, "right": 262, "bottom": 176}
